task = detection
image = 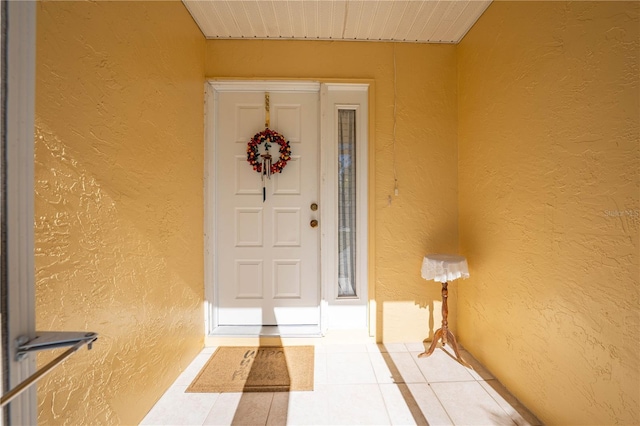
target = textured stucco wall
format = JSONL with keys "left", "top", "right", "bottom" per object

{"left": 206, "top": 40, "right": 459, "bottom": 342}
{"left": 458, "top": 2, "right": 639, "bottom": 424}
{"left": 35, "top": 1, "right": 205, "bottom": 424}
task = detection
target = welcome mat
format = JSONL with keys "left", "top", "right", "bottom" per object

{"left": 186, "top": 346, "right": 314, "bottom": 393}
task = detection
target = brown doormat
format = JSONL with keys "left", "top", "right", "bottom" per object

{"left": 186, "top": 346, "right": 314, "bottom": 393}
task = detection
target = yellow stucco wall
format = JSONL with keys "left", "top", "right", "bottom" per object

{"left": 458, "top": 2, "right": 639, "bottom": 425}
{"left": 34, "top": 1, "right": 205, "bottom": 424}
{"left": 205, "top": 40, "right": 460, "bottom": 342}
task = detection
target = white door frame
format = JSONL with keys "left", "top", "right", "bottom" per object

{"left": 3, "top": 0, "right": 37, "bottom": 423}
{"left": 320, "top": 83, "right": 369, "bottom": 331}
{"left": 204, "top": 80, "right": 369, "bottom": 335}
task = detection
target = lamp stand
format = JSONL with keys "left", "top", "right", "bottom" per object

{"left": 418, "top": 281, "right": 471, "bottom": 368}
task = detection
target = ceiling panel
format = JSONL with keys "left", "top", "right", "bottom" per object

{"left": 303, "top": 1, "right": 319, "bottom": 37}
{"left": 256, "top": 1, "right": 279, "bottom": 37}
{"left": 436, "top": 1, "right": 470, "bottom": 42}
{"left": 367, "top": 1, "right": 394, "bottom": 41}
{"left": 183, "top": 0, "right": 492, "bottom": 44}
{"left": 241, "top": 2, "right": 266, "bottom": 37}
{"left": 316, "top": 1, "right": 333, "bottom": 39}
{"left": 329, "top": 1, "right": 347, "bottom": 39}
{"left": 341, "top": 0, "right": 362, "bottom": 40}
{"left": 395, "top": 2, "right": 425, "bottom": 41}
{"left": 288, "top": 1, "right": 306, "bottom": 37}
{"left": 271, "top": 1, "right": 293, "bottom": 38}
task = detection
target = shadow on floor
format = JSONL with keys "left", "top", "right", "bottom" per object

{"left": 231, "top": 336, "right": 290, "bottom": 425}
{"left": 378, "top": 343, "right": 431, "bottom": 425}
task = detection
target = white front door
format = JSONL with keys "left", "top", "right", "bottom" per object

{"left": 214, "top": 88, "right": 320, "bottom": 326}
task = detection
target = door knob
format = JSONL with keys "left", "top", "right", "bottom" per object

{"left": 310, "top": 219, "right": 318, "bottom": 228}
{"left": 310, "top": 203, "right": 318, "bottom": 211}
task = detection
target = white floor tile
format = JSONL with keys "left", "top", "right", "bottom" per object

{"left": 202, "top": 346, "right": 218, "bottom": 354}
{"left": 366, "top": 342, "right": 385, "bottom": 353}
{"left": 404, "top": 342, "right": 427, "bottom": 353}
{"left": 412, "top": 349, "right": 476, "bottom": 383}
{"left": 140, "top": 385, "right": 218, "bottom": 426}
{"left": 173, "top": 353, "right": 215, "bottom": 387}
{"left": 142, "top": 342, "right": 540, "bottom": 426}
{"left": 430, "top": 381, "right": 516, "bottom": 425}
{"left": 202, "top": 392, "right": 242, "bottom": 425}
{"left": 324, "top": 343, "right": 369, "bottom": 354}
{"left": 480, "top": 380, "right": 542, "bottom": 426}
{"left": 380, "top": 384, "right": 422, "bottom": 425}
{"left": 458, "top": 348, "right": 495, "bottom": 381}
{"left": 406, "top": 383, "right": 454, "bottom": 426}
{"left": 367, "top": 342, "right": 410, "bottom": 353}
{"left": 267, "top": 392, "right": 289, "bottom": 425}
{"left": 314, "top": 351, "right": 328, "bottom": 385}
{"left": 369, "top": 351, "right": 397, "bottom": 384}
{"left": 285, "top": 386, "right": 330, "bottom": 425}
{"left": 312, "top": 343, "right": 328, "bottom": 354}
{"left": 227, "top": 392, "right": 274, "bottom": 425}
{"left": 326, "top": 351, "right": 377, "bottom": 384}
{"left": 387, "top": 352, "right": 427, "bottom": 384}
{"left": 327, "top": 384, "right": 391, "bottom": 425}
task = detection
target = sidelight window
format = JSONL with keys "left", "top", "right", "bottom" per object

{"left": 338, "top": 109, "right": 357, "bottom": 298}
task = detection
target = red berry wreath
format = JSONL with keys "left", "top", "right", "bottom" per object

{"left": 246, "top": 128, "right": 292, "bottom": 174}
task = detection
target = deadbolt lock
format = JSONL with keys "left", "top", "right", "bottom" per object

{"left": 310, "top": 203, "right": 318, "bottom": 211}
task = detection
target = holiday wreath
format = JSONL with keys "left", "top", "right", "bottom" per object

{"left": 246, "top": 128, "right": 292, "bottom": 175}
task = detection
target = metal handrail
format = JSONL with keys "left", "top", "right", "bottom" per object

{"left": 1, "top": 332, "right": 97, "bottom": 408}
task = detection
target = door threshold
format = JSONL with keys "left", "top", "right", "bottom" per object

{"left": 210, "top": 325, "right": 322, "bottom": 337}
{"left": 206, "top": 325, "right": 323, "bottom": 347}
{"left": 205, "top": 327, "right": 373, "bottom": 347}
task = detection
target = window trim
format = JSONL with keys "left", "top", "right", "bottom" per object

{"left": 320, "top": 83, "right": 369, "bottom": 330}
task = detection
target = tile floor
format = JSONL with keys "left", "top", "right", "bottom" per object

{"left": 141, "top": 342, "right": 542, "bottom": 426}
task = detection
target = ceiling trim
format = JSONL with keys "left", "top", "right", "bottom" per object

{"left": 183, "top": 1, "right": 492, "bottom": 44}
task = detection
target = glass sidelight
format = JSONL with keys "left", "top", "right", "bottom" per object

{"left": 338, "top": 109, "right": 357, "bottom": 297}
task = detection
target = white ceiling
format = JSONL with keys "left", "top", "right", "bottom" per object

{"left": 183, "top": 1, "right": 492, "bottom": 44}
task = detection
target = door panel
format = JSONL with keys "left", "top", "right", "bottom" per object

{"left": 216, "top": 91, "right": 320, "bottom": 326}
